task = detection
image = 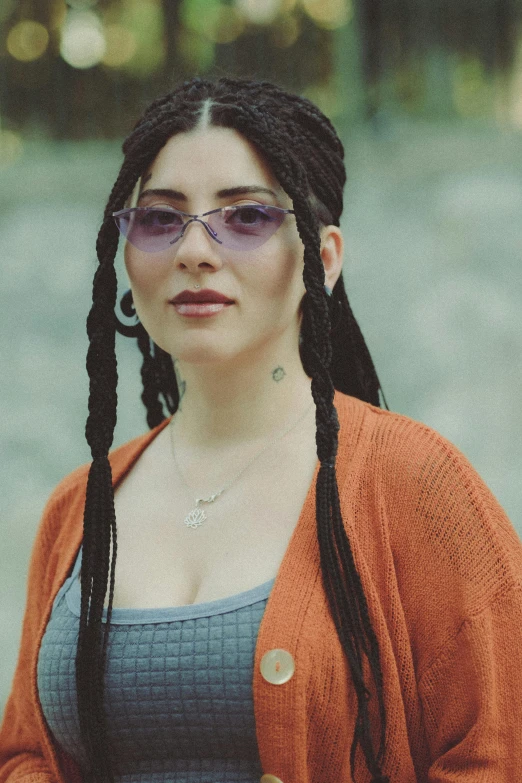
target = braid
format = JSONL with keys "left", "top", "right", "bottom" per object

{"left": 136, "top": 330, "right": 166, "bottom": 429}
{"left": 79, "top": 77, "right": 390, "bottom": 783}
{"left": 328, "top": 274, "right": 387, "bottom": 406}
{"left": 77, "top": 220, "right": 120, "bottom": 781}
{"left": 136, "top": 328, "right": 178, "bottom": 428}
{"left": 154, "top": 343, "right": 178, "bottom": 415}
{"left": 257, "top": 129, "right": 389, "bottom": 779}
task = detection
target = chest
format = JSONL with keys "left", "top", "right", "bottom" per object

{"left": 101, "top": 433, "right": 319, "bottom": 610}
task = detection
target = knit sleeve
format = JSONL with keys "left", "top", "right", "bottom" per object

{"left": 419, "top": 584, "right": 522, "bottom": 780}
{"left": 0, "top": 476, "right": 84, "bottom": 783}
{"left": 376, "top": 412, "right": 522, "bottom": 671}
{"left": 374, "top": 412, "right": 522, "bottom": 779}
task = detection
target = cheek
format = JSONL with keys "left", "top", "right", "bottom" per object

{"left": 251, "top": 261, "right": 297, "bottom": 304}
{"left": 277, "top": 242, "right": 306, "bottom": 300}
{"left": 124, "top": 245, "right": 143, "bottom": 286}
{"left": 249, "top": 244, "right": 305, "bottom": 318}
{"left": 124, "top": 246, "right": 168, "bottom": 293}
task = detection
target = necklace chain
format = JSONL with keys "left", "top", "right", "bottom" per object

{"left": 169, "top": 400, "right": 314, "bottom": 529}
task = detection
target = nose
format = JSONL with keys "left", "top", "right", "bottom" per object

{"left": 173, "top": 218, "right": 224, "bottom": 273}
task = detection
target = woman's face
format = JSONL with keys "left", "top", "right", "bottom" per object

{"left": 124, "top": 125, "right": 309, "bottom": 367}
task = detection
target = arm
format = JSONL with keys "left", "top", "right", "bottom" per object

{"left": 420, "top": 584, "right": 522, "bottom": 780}
{"left": 377, "top": 412, "right": 522, "bottom": 778}
{"left": 0, "top": 483, "right": 83, "bottom": 783}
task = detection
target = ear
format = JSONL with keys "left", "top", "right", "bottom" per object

{"left": 320, "top": 224, "right": 344, "bottom": 290}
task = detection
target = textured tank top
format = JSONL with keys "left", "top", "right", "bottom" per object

{"left": 37, "top": 544, "right": 275, "bottom": 782}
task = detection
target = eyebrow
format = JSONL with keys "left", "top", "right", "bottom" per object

{"left": 138, "top": 185, "right": 281, "bottom": 203}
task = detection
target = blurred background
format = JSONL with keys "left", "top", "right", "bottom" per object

{"left": 1, "top": 0, "right": 522, "bottom": 716}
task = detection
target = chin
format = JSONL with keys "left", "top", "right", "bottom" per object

{"left": 164, "top": 337, "right": 237, "bottom": 366}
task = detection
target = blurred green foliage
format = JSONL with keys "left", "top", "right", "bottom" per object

{"left": 103, "top": 0, "right": 166, "bottom": 77}
{"left": 1, "top": 0, "right": 522, "bottom": 143}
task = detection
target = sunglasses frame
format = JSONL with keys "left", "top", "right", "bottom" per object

{"left": 112, "top": 204, "right": 296, "bottom": 253}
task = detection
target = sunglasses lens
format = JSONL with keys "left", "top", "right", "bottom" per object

{"left": 114, "top": 208, "right": 184, "bottom": 252}
{"left": 113, "top": 205, "right": 291, "bottom": 252}
{"left": 207, "top": 205, "right": 286, "bottom": 250}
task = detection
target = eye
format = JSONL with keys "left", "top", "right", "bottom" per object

{"left": 137, "top": 208, "right": 184, "bottom": 228}
{"left": 225, "top": 205, "right": 273, "bottom": 226}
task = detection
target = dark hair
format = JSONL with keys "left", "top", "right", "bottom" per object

{"left": 77, "top": 76, "right": 390, "bottom": 783}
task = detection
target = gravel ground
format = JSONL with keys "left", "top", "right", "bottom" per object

{"left": 1, "top": 119, "right": 521, "bottom": 714}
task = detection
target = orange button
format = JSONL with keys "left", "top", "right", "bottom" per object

{"left": 260, "top": 775, "right": 285, "bottom": 783}
{"left": 260, "top": 648, "right": 295, "bottom": 685}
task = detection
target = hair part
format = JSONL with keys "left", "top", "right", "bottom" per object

{"left": 78, "top": 76, "right": 390, "bottom": 783}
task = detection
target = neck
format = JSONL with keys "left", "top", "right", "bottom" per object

{"left": 171, "top": 344, "right": 314, "bottom": 450}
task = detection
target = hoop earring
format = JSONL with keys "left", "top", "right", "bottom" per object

{"left": 115, "top": 289, "right": 146, "bottom": 338}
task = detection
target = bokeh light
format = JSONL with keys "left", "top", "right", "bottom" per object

{"left": 235, "top": 0, "right": 281, "bottom": 25}
{"left": 60, "top": 10, "right": 106, "bottom": 69}
{"left": 103, "top": 0, "right": 165, "bottom": 77}
{"left": 7, "top": 21, "right": 49, "bottom": 62}
{"left": 301, "top": 0, "right": 352, "bottom": 30}
{"left": 101, "top": 24, "right": 137, "bottom": 68}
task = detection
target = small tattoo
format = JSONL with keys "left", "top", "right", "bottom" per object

{"left": 174, "top": 359, "right": 186, "bottom": 409}
{"left": 272, "top": 366, "right": 286, "bottom": 382}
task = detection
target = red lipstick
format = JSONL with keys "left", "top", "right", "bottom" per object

{"left": 170, "top": 289, "right": 234, "bottom": 318}
{"left": 171, "top": 289, "right": 234, "bottom": 304}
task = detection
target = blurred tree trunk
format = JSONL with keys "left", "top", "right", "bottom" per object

{"left": 355, "top": 0, "right": 384, "bottom": 122}
{"left": 333, "top": 4, "right": 367, "bottom": 135}
{"left": 160, "top": 0, "right": 186, "bottom": 90}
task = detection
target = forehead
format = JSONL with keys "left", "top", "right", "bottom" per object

{"left": 143, "top": 126, "right": 285, "bottom": 198}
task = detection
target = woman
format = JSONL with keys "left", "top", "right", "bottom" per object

{"left": 1, "top": 77, "right": 521, "bottom": 783}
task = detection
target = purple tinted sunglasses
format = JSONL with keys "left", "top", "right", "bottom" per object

{"left": 112, "top": 204, "right": 295, "bottom": 253}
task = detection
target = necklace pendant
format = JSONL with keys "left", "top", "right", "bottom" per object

{"left": 184, "top": 506, "right": 207, "bottom": 529}
{"left": 196, "top": 491, "right": 222, "bottom": 504}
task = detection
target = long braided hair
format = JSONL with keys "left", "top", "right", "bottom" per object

{"left": 77, "top": 77, "right": 390, "bottom": 783}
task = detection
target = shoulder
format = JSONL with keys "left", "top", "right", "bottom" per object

{"left": 335, "top": 390, "right": 487, "bottom": 488}
{"left": 335, "top": 391, "right": 522, "bottom": 603}
{"left": 22, "top": 419, "right": 171, "bottom": 606}
{"left": 335, "top": 389, "right": 445, "bottom": 448}
{"left": 38, "top": 418, "right": 171, "bottom": 535}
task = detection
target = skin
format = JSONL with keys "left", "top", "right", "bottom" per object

{"left": 124, "top": 125, "right": 344, "bottom": 469}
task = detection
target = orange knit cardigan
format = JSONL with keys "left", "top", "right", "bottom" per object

{"left": 1, "top": 391, "right": 522, "bottom": 783}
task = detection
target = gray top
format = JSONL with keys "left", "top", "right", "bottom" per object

{"left": 37, "top": 545, "right": 275, "bottom": 783}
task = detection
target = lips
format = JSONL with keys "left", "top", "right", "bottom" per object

{"left": 170, "top": 289, "right": 234, "bottom": 304}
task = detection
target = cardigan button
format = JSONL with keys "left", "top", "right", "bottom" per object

{"left": 260, "top": 776, "right": 285, "bottom": 783}
{"left": 260, "top": 648, "right": 295, "bottom": 685}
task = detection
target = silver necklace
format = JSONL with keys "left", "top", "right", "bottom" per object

{"left": 169, "top": 400, "right": 315, "bottom": 529}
